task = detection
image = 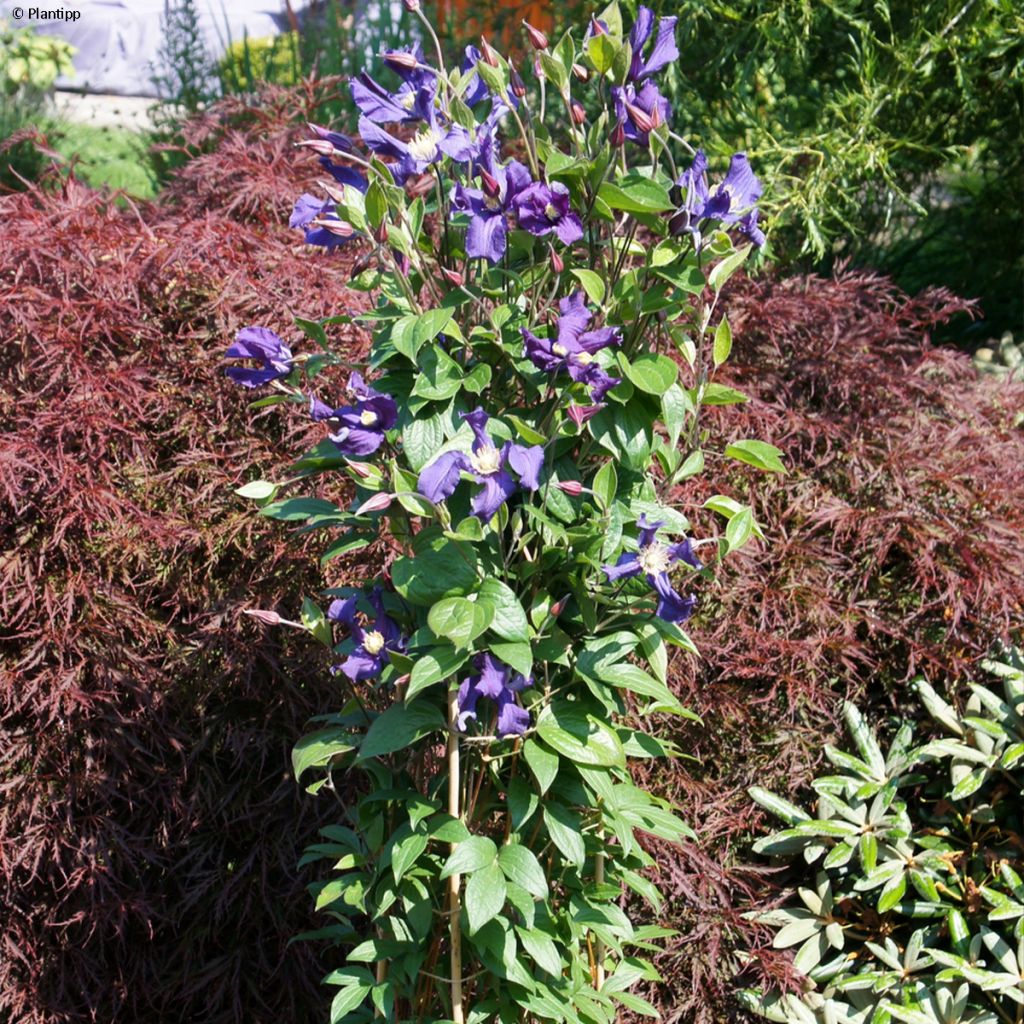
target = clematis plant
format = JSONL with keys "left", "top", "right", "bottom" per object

{"left": 223, "top": 5, "right": 782, "bottom": 1022}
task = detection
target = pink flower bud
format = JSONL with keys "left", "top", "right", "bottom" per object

{"left": 555, "top": 480, "right": 584, "bottom": 497}
{"left": 571, "top": 63, "right": 590, "bottom": 82}
{"left": 567, "top": 403, "right": 603, "bottom": 427}
{"left": 355, "top": 492, "right": 394, "bottom": 515}
{"left": 626, "top": 102, "right": 656, "bottom": 135}
{"left": 244, "top": 609, "right": 283, "bottom": 626}
{"left": 522, "top": 21, "right": 548, "bottom": 50}
{"left": 383, "top": 49, "right": 419, "bottom": 71}
{"left": 347, "top": 460, "right": 374, "bottom": 479}
{"left": 318, "top": 180, "right": 345, "bottom": 203}
{"left": 480, "top": 167, "right": 501, "bottom": 198}
{"left": 350, "top": 252, "right": 373, "bottom": 280}
{"left": 510, "top": 67, "right": 526, "bottom": 99}
{"left": 570, "top": 101, "right": 586, "bottom": 126}
{"left": 549, "top": 598, "right": 566, "bottom": 618}
{"left": 610, "top": 120, "right": 626, "bottom": 148}
{"left": 313, "top": 218, "right": 355, "bottom": 238}
{"left": 479, "top": 37, "right": 500, "bottom": 67}
{"left": 550, "top": 247, "right": 564, "bottom": 274}
{"left": 441, "top": 266, "right": 464, "bottom": 287}
{"left": 373, "top": 222, "right": 389, "bottom": 244}
{"left": 402, "top": 0, "right": 420, "bottom": 10}
{"left": 590, "top": 16, "right": 607, "bottom": 35}
{"left": 297, "top": 138, "right": 337, "bottom": 158}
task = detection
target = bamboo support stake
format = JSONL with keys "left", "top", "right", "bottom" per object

{"left": 447, "top": 686, "right": 465, "bottom": 1024}
{"left": 594, "top": 848, "right": 606, "bottom": 988}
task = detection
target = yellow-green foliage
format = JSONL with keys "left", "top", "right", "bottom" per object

{"left": 1, "top": 18, "right": 75, "bottom": 95}
{"left": 219, "top": 32, "right": 299, "bottom": 91}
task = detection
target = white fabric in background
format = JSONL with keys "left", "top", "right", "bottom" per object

{"left": 0, "top": 1, "right": 303, "bottom": 97}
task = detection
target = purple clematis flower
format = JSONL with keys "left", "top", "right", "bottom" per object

{"left": 359, "top": 86, "right": 475, "bottom": 178}
{"left": 309, "top": 373, "right": 398, "bottom": 457}
{"left": 601, "top": 515, "right": 702, "bottom": 623}
{"left": 350, "top": 44, "right": 435, "bottom": 124}
{"left": 290, "top": 193, "right": 355, "bottom": 249}
{"left": 521, "top": 292, "right": 622, "bottom": 401}
{"left": 452, "top": 128, "right": 532, "bottom": 262}
{"left": 612, "top": 80, "right": 671, "bottom": 145}
{"left": 514, "top": 181, "right": 583, "bottom": 245}
{"left": 670, "top": 150, "right": 765, "bottom": 247}
{"left": 628, "top": 6, "right": 679, "bottom": 81}
{"left": 457, "top": 652, "right": 532, "bottom": 737}
{"left": 224, "top": 327, "right": 293, "bottom": 388}
{"left": 328, "top": 589, "right": 405, "bottom": 682}
{"left": 417, "top": 408, "right": 543, "bottom": 523}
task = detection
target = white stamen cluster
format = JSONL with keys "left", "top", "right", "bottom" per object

{"left": 360, "top": 409, "right": 379, "bottom": 427}
{"left": 637, "top": 542, "right": 672, "bottom": 576}
{"left": 407, "top": 127, "right": 441, "bottom": 161}
{"left": 551, "top": 342, "right": 568, "bottom": 357}
{"left": 469, "top": 445, "right": 502, "bottom": 476}
{"left": 362, "top": 630, "right": 385, "bottom": 655}
{"left": 544, "top": 202, "right": 559, "bottom": 221}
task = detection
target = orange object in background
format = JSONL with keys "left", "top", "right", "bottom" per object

{"left": 433, "top": 0, "right": 556, "bottom": 50}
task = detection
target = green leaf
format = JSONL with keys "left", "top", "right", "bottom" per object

{"left": 260, "top": 497, "right": 339, "bottom": 521}
{"left": 479, "top": 578, "right": 530, "bottom": 643}
{"left": 748, "top": 787, "right": 811, "bottom": 825}
{"left": 713, "top": 315, "right": 732, "bottom": 367}
{"left": 364, "top": 180, "right": 387, "bottom": 229}
{"left": 490, "top": 641, "right": 533, "bottom": 677}
{"left": 498, "top": 844, "right": 548, "bottom": 899}
{"left": 725, "top": 439, "right": 786, "bottom": 474}
{"left": 329, "top": 979, "right": 372, "bottom": 1021}
{"left": 441, "top": 835, "right": 498, "bottom": 877}
{"left": 544, "top": 802, "right": 586, "bottom": 866}
{"left": 523, "top": 738, "right": 559, "bottom": 795}
{"left": 599, "top": 178, "right": 673, "bottom": 214}
{"left": 406, "top": 646, "right": 469, "bottom": 701}
{"left": 590, "top": 402, "right": 653, "bottom": 471}
{"left": 358, "top": 703, "right": 445, "bottom": 761}
{"left": 623, "top": 353, "right": 678, "bottom": 396}
{"left": 428, "top": 596, "right": 495, "bottom": 651}
{"left": 708, "top": 243, "right": 751, "bottom": 292}
{"left": 465, "top": 862, "right": 507, "bottom": 934}
{"left": 410, "top": 345, "right": 463, "bottom": 401}
{"left": 392, "top": 527, "right": 479, "bottom": 606}
{"left": 235, "top": 479, "right": 277, "bottom": 500}
{"left": 571, "top": 268, "right": 606, "bottom": 305}
{"left": 587, "top": 31, "right": 618, "bottom": 75}
{"left": 402, "top": 412, "right": 446, "bottom": 473}
{"left": 724, "top": 507, "right": 755, "bottom": 552}
{"left": 292, "top": 727, "right": 356, "bottom": 781}
{"left": 536, "top": 703, "right": 625, "bottom": 767}
{"left": 391, "top": 830, "right": 428, "bottom": 883}
{"left": 592, "top": 460, "right": 617, "bottom": 512}
{"left": 516, "top": 926, "right": 563, "bottom": 977}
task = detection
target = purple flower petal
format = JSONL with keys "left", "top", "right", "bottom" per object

{"left": 506, "top": 443, "right": 544, "bottom": 491}
{"left": 418, "top": 450, "right": 471, "bottom": 503}
{"left": 602, "top": 552, "right": 642, "bottom": 582}
{"left": 461, "top": 408, "right": 492, "bottom": 451}
{"left": 470, "top": 471, "right": 518, "bottom": 522}
{"left": 649, "top": 572, "right": 696, "bottom": 623}
{"left": 496, "top": 692, "right": 530, "bottom": 737}
{"left": 669, "top": 537, "right": 703, "bottom": 570}
{"left": 475, "top": 653, "right": 507, "bottom": 699}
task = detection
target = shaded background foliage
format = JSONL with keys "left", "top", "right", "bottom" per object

{"left": 0, "top": 60, "right": 1022, "bottom": 1024}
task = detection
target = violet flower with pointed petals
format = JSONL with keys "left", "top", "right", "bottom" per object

{"left": 457, "top": 652, "right": 532, "bottom": 736}
{"left": 611, "top": 80, "right": 671, "bottom": 145}
{"left": 521, "top": 292, "right": 621, "bottom": 401}
{"left": 513, "top": 181, "right": 583, "bottom": 245}
{"left": 601, "top": 515, "right": 702, "bottom": 623}
{"left": 452, "top": 128, "right": 532, "bottom": 262}
{"left": 224, "top": 327, "right": 293, "bottom": 388}
{"left": 670, "top": 150, "right": 765, "bottom": 247}
{"left": 350, "top": 44, "right": 434, "bottom": 124}
{"left": 417, "top": 408, "right": 543, "bottom": 523}
{"left": 628, "top": 6, "right": 678, "bottom": 81}
{"left": 290, "top": 193, "right": 355, "bottom": 249}
{"left": 335, "top": 589, "right": 405, "bottom": 682}
{"left": 309, "top": 373, "right": 398, "bottom": 457}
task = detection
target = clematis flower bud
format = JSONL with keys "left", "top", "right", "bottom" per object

{"left": 566, "top": 403, "right": 603, "bottom": 427}
{"left": 402, "top": 0, "right": 420, "bottom": 10}
{"left": 313, "top": 218, "right": 356, "bottom": 239}
{"left": 590, "top": 16, "right": 607, "bottom": 35}
{"left": 296, "top": 138, "right": 338, "bottom": 158}
{"left": 480, "top": 167, "right": 501, "bottom": 198}
{"left": 479, "top": 37, "right": 500, "bottom": 66}
{"left": 626, "top": 102, "right": 656, "bottom": 135}
{"left": 610, "top": 120, "right": 626, "bottom": 148}
{"left": 346, "top": 460, "right": 374, "bottom": 479}
{"left": 244, "top": 609, "right": 283, "bottom": 626}
{"left": 523, "top": 21, "right": 548, "bottom": 50}
{"left": 373, "top": 222, "right": 389, "bottom": 245}
{"left": 555, "top": 480, "right": 584, "bottom": 497}
{"left": 355, "top": 492, "right": 394, "bottom": 515}
{"left": 572, "top": 63, "right": 590, "bottom": 82}
{"left": 570, "top": 101, "right": 586, "bottom": 125}
{"left": 350, "top": 252, "right": 373, "bottom": 279}
{"left": 550, "top": 247, "right": 564, "bottom": 273}
{"left": 441, "top": 266, "right": 464, "bottom": 287}
{"left": 549, "top": 598, "right": 566, "bottom": 618}
{"left": 318, "top": 179, "right": 345, "bottom": 203}
{"left": 383, "top": 49, "right": 420, "bottom": 71}
{"left": 510, "top": 67, "right": 526, "bottom": 99}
